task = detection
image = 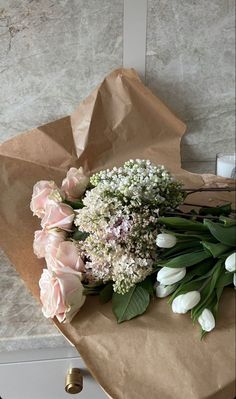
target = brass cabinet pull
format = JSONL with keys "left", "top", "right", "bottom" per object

{"left": 65, "top": 368, "right": 83, "bottom": 394}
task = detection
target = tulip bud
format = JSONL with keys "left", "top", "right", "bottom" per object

{"left": 157, "top": 267, "right": 186, "bottom": 285}
{"left": 155, "top": 283, "right": 177, "bottom": 298}
{"left": 225, "top": 252, "right": 236, "bottom": 272}
{"left": 198, "top": 308, "right": 215, "bottom": 332}
{"left": 172, "top": 291, "right": 201, "bottom": 314}
{"left": 156, "top": 233, "right": 177, "bottom": 248}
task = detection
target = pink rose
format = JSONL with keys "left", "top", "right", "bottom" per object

{"left": 61, "top": 167, "right": 89, "bottom": 200}
{"left": 39, "top": 269, "right": 85, "bottom": 323}
{"left": 30, "top": 180, "right": 63, "bottom": 218}
{"left": 46, "top": 241, "right": 85, "bottom": 275}
{"left": 41, "top": 202, "right": 74, "bottom": 231}
{"left": 33, "top": 229, "right": 66, "bottom": 258}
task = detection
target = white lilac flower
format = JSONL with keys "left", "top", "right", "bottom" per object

{"left": 74, "top": 160, "right": 184, "bottom": 294}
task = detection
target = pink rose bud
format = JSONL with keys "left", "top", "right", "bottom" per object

{"left": 46, "top": 241, "right": 85, "bottom": 275}
{"left": 61, "top": 167, "right": 89, "bottom": 200}
{"left": 33, "top": 229, "right": 66, "bottom": 258}
{"left": 39, "top": 269, "right": 85, "bottom": 323}
{"left": 30, "top": 180, "right": 63, "bottom": 218}
{"left": 41, "top": 202, "right": 74, "bottom": 231}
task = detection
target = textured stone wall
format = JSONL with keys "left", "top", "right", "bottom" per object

{"left": 146, "top": 0, "right": 235, "bottom": 172}
{"left": 0, "top": 0, "right": 235, "bottom": 173}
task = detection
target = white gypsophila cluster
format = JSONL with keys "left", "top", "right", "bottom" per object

{"left": 90, "top": 159, "right": 184, "bottom": 211}
{"left": 75, "top": 160, "right": 184, "bottom": 294}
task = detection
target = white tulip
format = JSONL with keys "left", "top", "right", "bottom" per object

{"left": 172, "top": 291, "right": 201, "bottom": 314}
{"left": 155, "top": 283, "right": 177, "bottom": 298}
{"left": 233, "top": 273, "right": 236, "bottom": 288}
{"left": 157, "top": 267, "right": 186, "bottom": 285}
{"left": 198, "top": 309, "right": 215, "bottom": 332}
{"left": 225, "top": 253, "right": 236, "bottom": 272}
{"left": 156, "top": 233, "right": 177, "bottom": 248}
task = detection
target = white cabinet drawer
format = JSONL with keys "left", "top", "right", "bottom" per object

{"left": 0, "top": 348, "right": 107, "bottom": 399}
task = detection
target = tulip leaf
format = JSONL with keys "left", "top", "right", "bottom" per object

{"left": 112, "top": 286, "right": 150, "bottom": 323}
{"left": 201, "top": 241, "right": 231, "bottom": 258}
{"left": 162, "top": 229, "right": 214, "bottom": 241}
{"left": 72, "top": 230, "right": 89, "bottom": 241}
{"left": 214, "top": 272, "right": 233, "bottom": 313}
{"left": 204, "top": 219, "right": 236, "bottom": 246}
{"left": 159, "top": 250, "right": 211, "bottom": 269}
{"left": 169, "top": 280, "right": 203, "bottom": 303}
{"left": 191, "top": 260, "right": 223, "bottom": 322}
{"left": 216, "top": 271, "right": 233, "bottom": 288}
{"left": 161, "top": 241, "right": 202, "bottom": 259}
{"left": 219, "top": 216, "right": 236, "bottom": 226}
{"left": 99, "top": 282, "right": 114, "bottom": 304}
{"left": 199, "top": 203, "right": 232, "bottom": 216}
{"left": 158, "top": 217, "right": 208, "bottom": 232}
{"left": 168, "top": 259, "right": 215, "bottom": 303}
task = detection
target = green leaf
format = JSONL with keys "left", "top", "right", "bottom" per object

{"left": 169, "top": 280, "right": 203, "bottom": 301}
{"left": 158, "top": 217, "right": 208, "bottom": 232}
{"left": 72, "top": 230, "right": 89, "bottom": 241}
{"left": 201, "top": 329, "right": 208, "bottom": 340}
{"left": 204, "top": 219, "right": 236, "bottom": 246}
{"left": 159, "top": 250, "right": 211, "bottom": 269}
{"left": 168, "top": 258, "right": 215, "bottom": 303}
{"left": 138, "top": 276, "right": 155, "bottom": 297}
{"left": 162, "top": 229, "right": 214, "bottom": 241}
{"left": 112, "top": 286, "right": 150, "bottom": 323}
{"left": 191, "top": 260, "right": 224, "bottom": 322}
{"left": 161, "top": 241, "right": 202, "bottom": 259}
{"left": 99, "top": 282, "right": 114, "bottom": 304}
{"left": 64, "top": 199, "right": 84, "bottom": 209}
{"left": 199, "top": 203, "right": 232, "bottom": 216}
{"left": 219, "top": 216, "right": 236, "bottom": 226}
{"left": 201, "top": 241, "right": 231, "bottom": 258}
{"left": 216, "top": 271, "right": 233, "bottom": 288}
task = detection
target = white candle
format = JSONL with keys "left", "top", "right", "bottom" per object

{"left": 216, "top": 154, "right": 236, "bottom": 178}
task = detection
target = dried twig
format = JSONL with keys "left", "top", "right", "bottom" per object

{"left": 182, "top": 187, "right": 236, "bottom": 196}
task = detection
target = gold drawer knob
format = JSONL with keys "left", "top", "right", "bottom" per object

{"left": 65, "top": 368, "right": 83, "bottom": 394}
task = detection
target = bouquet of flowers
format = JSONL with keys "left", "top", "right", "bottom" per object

{"left": 30, "top": 159, "right": 236, "bottom": 337}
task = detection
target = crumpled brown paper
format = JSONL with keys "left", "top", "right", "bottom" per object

{"left": 0, "top": 68, "right": 235, "bottom": 399}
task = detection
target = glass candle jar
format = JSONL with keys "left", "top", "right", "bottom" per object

{"left": 216, "top": 153, "right": 236, "bottom": 178}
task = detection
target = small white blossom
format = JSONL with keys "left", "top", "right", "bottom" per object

{"left": 198, "top": 309, "right": 215, "bottom": 332}
{"left": 157, "top": 267, "right": 186, "bottom": 285}
{"left": 225, "top": 253, "right": 236, "bottom": 272}
{"left": 156, "top": 233, "right": 177, "bottom": 248}
{"left": 172, "top": 291, "right": 201, "bottom": 314}
{"left": 155, "top": 283, "right": 177, "bottom": 298}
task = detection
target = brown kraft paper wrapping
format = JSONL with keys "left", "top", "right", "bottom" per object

{"left": 0, "top": 68, "right": 235, "bottom": 399}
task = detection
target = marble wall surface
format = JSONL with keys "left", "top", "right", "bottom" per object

{"left": 0, "top": 0, "right": 235, "bottom": 172}
{"left": 0, "top": 0, "right": 123, "bottom": 142}
{"left": 146, "top": 0, "right": 235, "bottom": 172}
